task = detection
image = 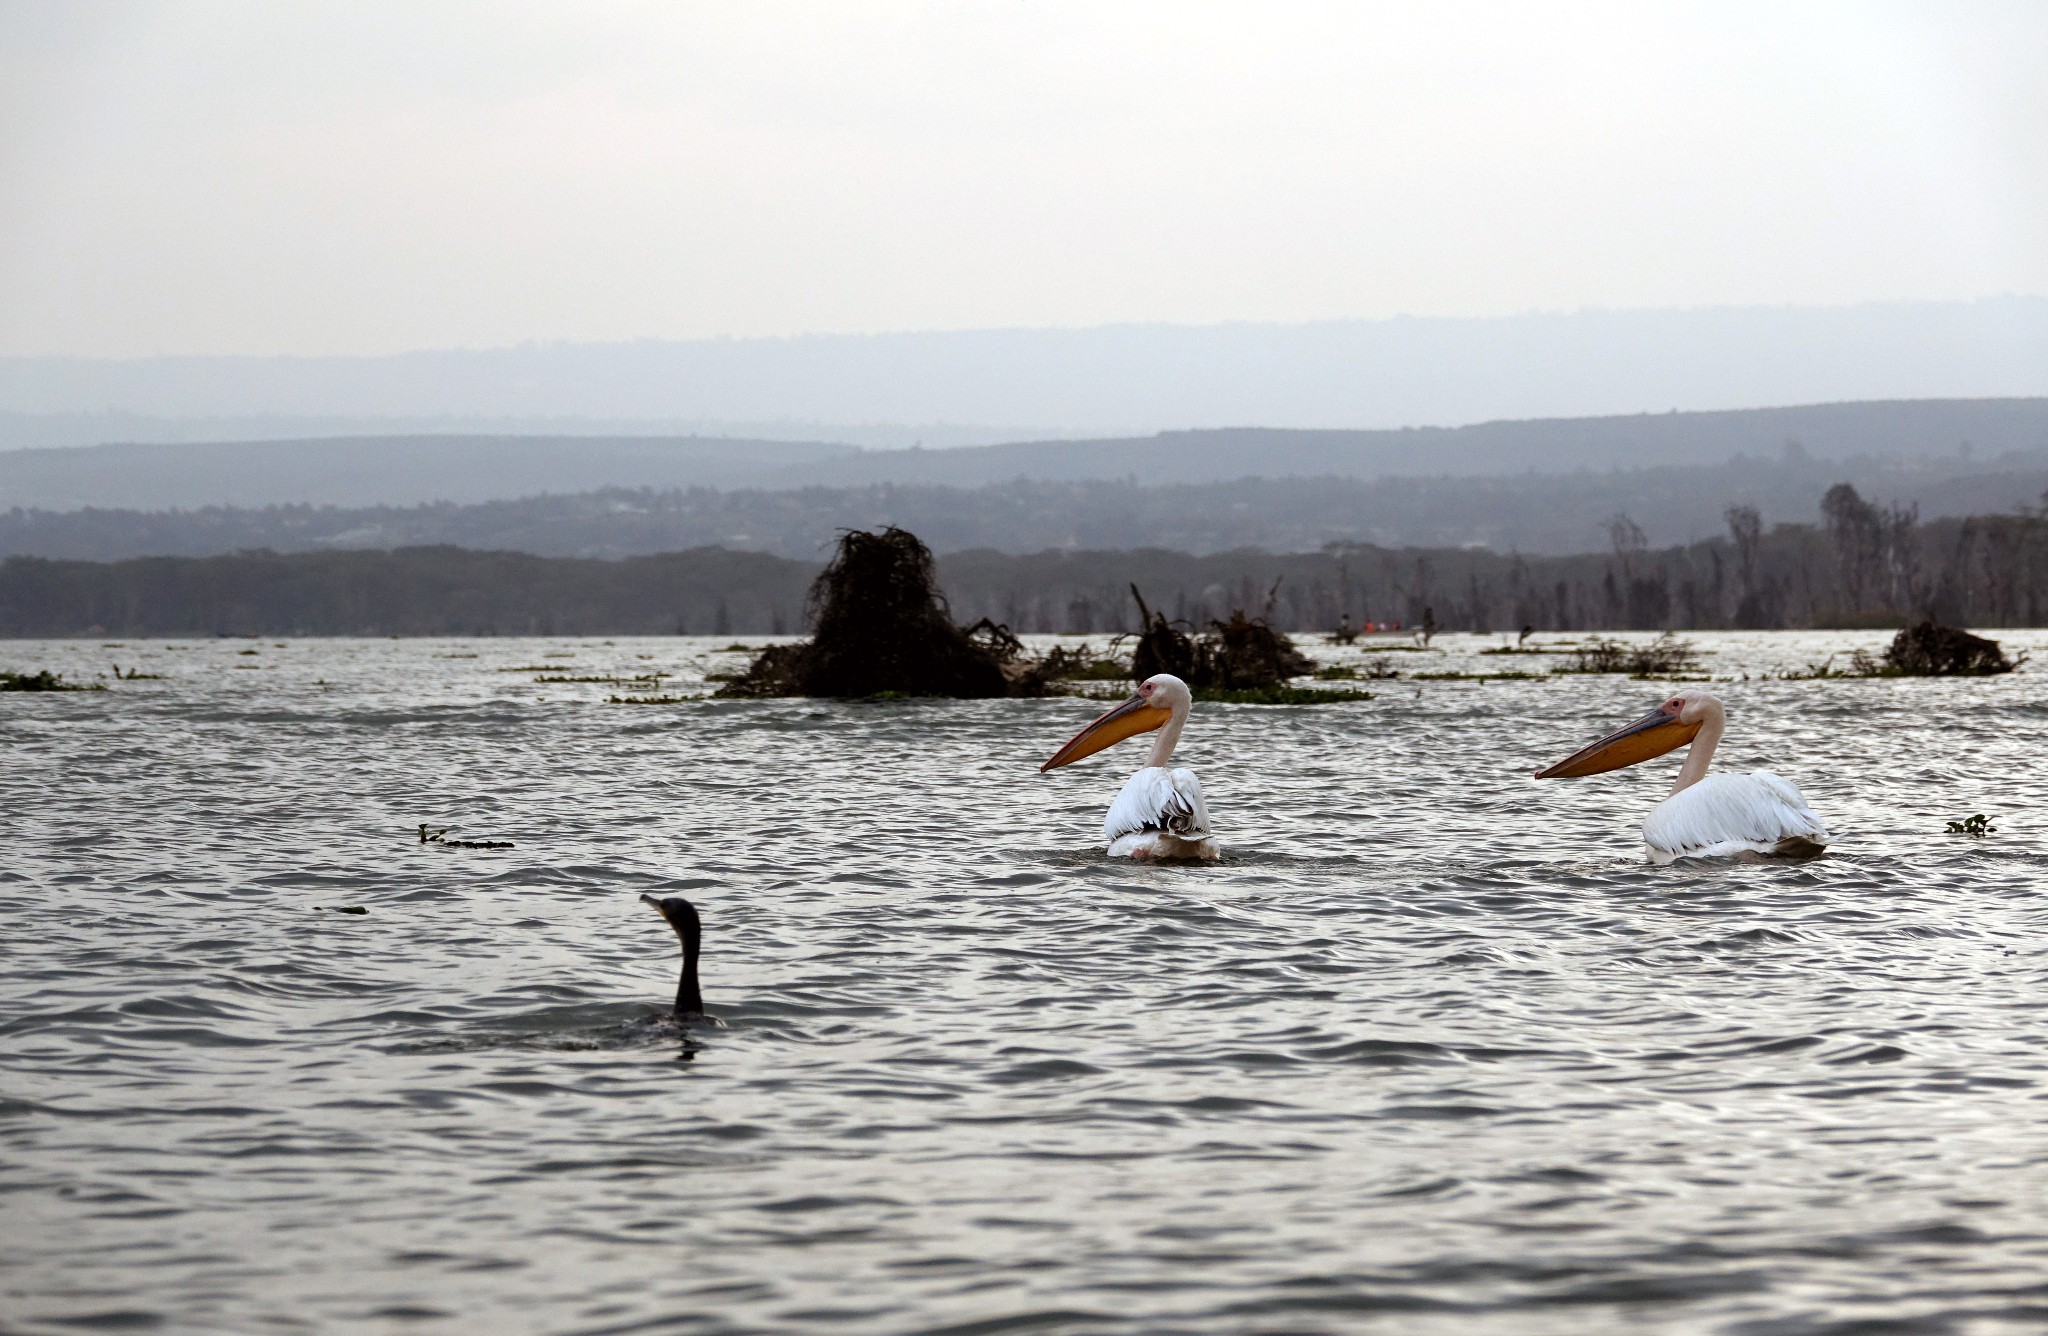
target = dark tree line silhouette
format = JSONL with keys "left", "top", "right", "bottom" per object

{"left": 1, "top": 488, "right": 2043, "bottom": 637}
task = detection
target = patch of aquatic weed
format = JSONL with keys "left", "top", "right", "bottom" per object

{"left": 1883, "top": 620, "right": 2021, "bottom": 676}
{"left": 1193, "top": 685, "right": 1375, "bottom": 704}
{"left": 716, "top": 527, "right": 1019, "bottom": 699}
{"left": 1559, "top": 632, "right": 1703, "bottom": 677}
{"left": 1128, "top": 585, "right": 1315, "bottom": 689}
{"left": 1, "top": 669, "right": 104, "bottom": 692}
{"left": 1774, "top": 622, "right": 2022, "bottom": 680}
{"left": 1035, "top": 643, "right": 1133, "bottom": 682}
{"left": 1409, "top": 670, "right": 1550, "bottom": 682}
{"left": 536, "top": 673, "right": 669, "bottom": 685}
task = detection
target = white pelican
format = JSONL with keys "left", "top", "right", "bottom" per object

{"left": 1040, "top": 673, "right": 1220, "bottom": 861}
{"left": 1536, "top": 687, "right": 1830, "bottom": 864}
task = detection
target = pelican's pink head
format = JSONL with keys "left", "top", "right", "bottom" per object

{"left": 1536, "top": 688, "right": 1720, "bottom": 779}
{"left": 1040, "top": 673, "right": 1190, "bottom": 772}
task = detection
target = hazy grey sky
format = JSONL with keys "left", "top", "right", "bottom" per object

{"left": 2, "top": 1, "right": 2043, "bottom": 358}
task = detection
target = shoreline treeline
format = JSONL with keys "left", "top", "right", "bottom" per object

{"left": 2, "top": 486, "right": 2044, "bottom": 637}
{"left": 7, "top": 455, "right": 2048, "bottom": 563}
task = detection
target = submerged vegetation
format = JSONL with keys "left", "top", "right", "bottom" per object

{"left": 1881, "top": 621, "right": 2019, "bottom": 676}
{"left": 0, "top": 669, "right": 103, "bottom": 692}
{"left": 1560, "top": 633, "right": 1703, "bottom": 676}
{"left": 1192, "top": 685, "right": 1374, "bottom": 705}
{"left": 1777, "top": 621, "right": 2020, "bottom": 680}
{"left": 717, "top": 528, "right": 1020, "bottom": 699}
{"left": 1128, "top": 586, "right": 1315, "bottom": 690}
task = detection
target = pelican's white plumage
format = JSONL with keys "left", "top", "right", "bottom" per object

{"left": 1640, "top": 771, "right": 1829, "bottom": 865}
{"left": 1041, "top": 673, "right": 1222, "bottom": 861}
{"left": 1104, "top": 766, "right": 1218, "bottom": 860}
{"left": 1538, "top": 687, "right": 1831, "bottom": 863}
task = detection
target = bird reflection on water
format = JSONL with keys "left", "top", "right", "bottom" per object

{"left": 3, "top": 630, "right": 2047, "bottom": 1335}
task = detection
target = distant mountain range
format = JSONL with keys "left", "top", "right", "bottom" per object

{"left": 5, "top": 299, "right": 2045, "bottom": 436}
{"left": 3, "top": 398, "right": 2044, "bottom": 514}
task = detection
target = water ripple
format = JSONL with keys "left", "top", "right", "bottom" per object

{"left": 5, "top": 630, "right": 2048, "bottom": 1334}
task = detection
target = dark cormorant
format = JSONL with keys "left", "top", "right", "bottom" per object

{"left": 639, "top": 894, "right": 703, "bottom": 1018}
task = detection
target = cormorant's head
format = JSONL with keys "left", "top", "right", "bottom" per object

{"left": 639, "top": 894, "right": 701, "bottom": 940}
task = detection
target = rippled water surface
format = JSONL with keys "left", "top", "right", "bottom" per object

{"left": 6, "top": 631, "right": 2048, "bottom": 1335}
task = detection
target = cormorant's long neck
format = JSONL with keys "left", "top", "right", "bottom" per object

{"left": 1144, "top": 698, "right": 1190, "bottom": 769}
{"left": 1671, "top": 706, "right": 1724, "bottom": 795}
{"left": 675, "top": 925, "right": 703, "bottom": 1017}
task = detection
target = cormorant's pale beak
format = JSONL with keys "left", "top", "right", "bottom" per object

{"left": 1040, "top": 692, "right": 1174, "bottom": 772}
{"left": 1535, "top": 707, "right": 1702, "bottom": 779}
{"left": 639, "top": 893, "right": 667, "bottom": 916}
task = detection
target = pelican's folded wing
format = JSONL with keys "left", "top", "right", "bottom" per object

{"left": 1643, "top": 771, "right": 1830, "bottom": 861}
{"left": 1104, "top": 766, "right": 1213, "bottom": 843}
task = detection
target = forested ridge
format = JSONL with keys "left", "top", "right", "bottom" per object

{"left": 2, "top": 486, "right": 2043, "bottom": 636}
{"left": 8, "top": 452, "right": 2048, "bottom": 561}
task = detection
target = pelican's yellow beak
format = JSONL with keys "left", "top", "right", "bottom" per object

{"left": 1535, "top": 706, "right": 1701, "bottom": 779}
{"left": 1040, "top": 692, "right": 1173, "bottom": 772}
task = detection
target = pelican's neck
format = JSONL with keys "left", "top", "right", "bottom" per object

{"left": 1671, "top": 702, "right": 1724, "bottom": 795}
{"left": 1144, "top": 696, "right": 1190, "bottom": 769}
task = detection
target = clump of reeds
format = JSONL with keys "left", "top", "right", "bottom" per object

{"left": 1, "top": 669, "right": 104, "bottom": 692}
{"left": 1192, "top": 684, "right": 1374, "bottom": 705}
{"left": 1033, "top": 644, "right": 1132, "bottom": 682}
{"left": 1127, "top": 586, "right": 1313, "bottom": 690}
{"left": 718, "top": 528, "right": 1014, "bottom": 698}
{"left": 1781, "top": 622, "right": 2021, "bottom": 681}
{"left": 1563, "top": 633, "right": 1702, "bottom": 677}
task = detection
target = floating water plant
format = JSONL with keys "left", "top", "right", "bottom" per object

{"left": 1409, "top": 670, "right": 1548, "bottom": 682}
{"left": 1193, "top": 685, "right": 1375, "bottom": 705}
{"left": 1560, "top": 633, "right": 1702, "bottom": 677}
{"left": 0, "top": 670, "right": 104, "bottom": 692}
{"left": 1884, "top": 622, "right": 2019, "bottom": 676}
{"left": 1034, "top": 644, "right": 1132, "bottom": 682}
{"left": 1127, "top": 586, "right": 1314, "bottom": 690}
{"left": 1777, "top": 623, "right": 2021, "bottom": 681}
{"left": 534, "top": 673, "right": 668, "bottom": 685}
{"left": 718, "top": 528, "right": 1016, "bottom": 698}
{"left": 608, "top": 693, "right": 696, "bottom": 705}
{"left": 418, "top": 824, "right": 514, "bottom": 850}
{"left": 1945, "top": 814, "right": 1996, "bottom": 836}
{"left": 111, "top": 664, "right": 165, "bottom": 680}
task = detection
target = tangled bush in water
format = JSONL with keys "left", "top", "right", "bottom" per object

{"left": 1564, "top": 633, "right": 1701, "bottom": 676}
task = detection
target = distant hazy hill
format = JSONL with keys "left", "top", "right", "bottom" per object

{"left": 3, "top": 399, "right": 2045, "bottom": 512}
{"left": 4, "top": 299, "right": 2044, "bottom": 431}
{"left": 0, "top": 434, "right": 857, "bottom": 511}
{"left": 781, "top": 398, "right": 2048, "bottom": 488}
{"left": 0, "top": 410, "right": 1061, "bottom": 453}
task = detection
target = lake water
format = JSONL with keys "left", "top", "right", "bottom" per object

{"left": 5, "top": 630, "right": 2048, "bottom": 1335}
